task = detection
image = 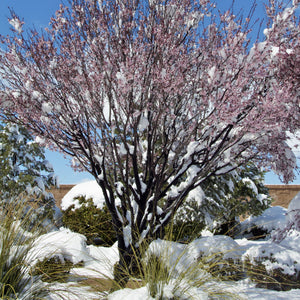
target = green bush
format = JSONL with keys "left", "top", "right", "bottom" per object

{"left": 0, "top": 122, "right": 60, "bottom": 233}
{"left": 202, "top": 163, "right": 272, "bottom": 236}
{"left": 165, "top": 205, "right": 206, "bottom": 242}
{"left": 62, "top": 196, "right": 116, "bottom": 246}
{"left": 0, "top": 123, "right": 58, "bottom": 219}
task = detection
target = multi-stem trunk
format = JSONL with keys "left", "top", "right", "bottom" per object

{"left": 112, "top": 231, "right": 147, "bottom": 289}
{"left": 110, "top": 208, "right": 166, "bottom": 289}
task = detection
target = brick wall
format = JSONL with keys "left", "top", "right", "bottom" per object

{"left": 50, "top": 184, "right": 300, "bottom": 209}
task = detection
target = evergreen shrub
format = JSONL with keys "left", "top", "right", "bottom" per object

{"left": 166, "top": 163, "right": 272, "bottom": 242}
{"left": 62, "top": 196, "right": 116, "bottom": 246}
{"left": 0, "top": 122, "right": 59, "bottom": 229}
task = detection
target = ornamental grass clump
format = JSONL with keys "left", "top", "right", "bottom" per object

{"left": 33, "top": 256, "right": 77, "bottom": 283}
{"left": 142, "top": 241, "right": 244, "bottom": 299}
{"left": 110, "top": 235, "right": 244, "bottom": 299}
{"left": 0, "top": 197, "right": 49, "bottom": 299}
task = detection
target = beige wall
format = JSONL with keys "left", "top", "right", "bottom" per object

{"left": 48, "top": 185, "right": 74, "bottom": 209}
{"left": 49, "top": 184, "right": 300, "bottom": 209}
{"left": 266, "top": 185, "right": 300, "bottom": 208}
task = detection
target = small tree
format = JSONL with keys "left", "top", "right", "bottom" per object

{"left": 172, "top": 163, "right": 272, "bottom": 240}
{"left": 0, "top": 122, "right": 58, "bottom": 222}
{"left": 0, "top": 0, "right": 299, "bottom": 284}
{"left": 203, "top": 163, "right": 273, "bottom": 235}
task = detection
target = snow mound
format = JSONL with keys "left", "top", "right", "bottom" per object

{"left": 61, "top": 180, "right": 105, "bottom": 210}
{"left": 148, "top": 235, "right": 243, "bottom": 276}
{"left": 187, "top": 235, "right": 243, "bottom": 261}
{"left": 27, "top": 227, "right": 119, "bottom": 279}
{"left": 72, "top": 243, "right": 119, "bottom": 279}
{"left": 240, "top": 206, "right": 287, "bottom": 233}
{"left": 27, "top": 227, "right": 90, "bottom": 265}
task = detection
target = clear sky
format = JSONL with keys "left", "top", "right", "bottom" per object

{"left": 0, "top": 0, "right": 299, "bottom": 185}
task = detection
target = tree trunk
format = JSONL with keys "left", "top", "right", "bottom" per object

{"left": 112, "top": 251, "right": 131, "bottom": 290}
{"left": 111, "top": 234, "right": 144, "bottom": 290}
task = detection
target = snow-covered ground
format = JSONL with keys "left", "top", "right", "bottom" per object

{"left": 23, "top": 184, "right": 300, "bottom": 299}
{"left": 29, "top": 227, "right": 300, "bottom": 299}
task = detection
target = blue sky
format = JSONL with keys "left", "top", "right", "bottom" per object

{"left": 0, "top": 0, "right": 299, "bottom": 185}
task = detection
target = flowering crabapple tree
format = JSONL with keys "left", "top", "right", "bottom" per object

{"left": 0, "top": 0, "right": 299, "bottom": 283}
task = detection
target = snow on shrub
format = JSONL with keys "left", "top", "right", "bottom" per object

{"left": 241, "top": 193, "right": 300, "bottom": 290}
{"left": 187, "top": 235, "right": 243, "bottom": 262}
{"left": 27, "top": 227, "right": 90, "bottom": 265}
{"left": 242, "top": 241, "right": 300, "bottom": 291}
{"left": 243, "top": 243, "right": 300, "bottom": 276}
{"left": 240, "top": 206, "right": 287, "bottom": 238}
{"left": 61, "top": 181, "right": 105, "bottom": 210}
{"left": 272, "top": 192, "right": 300, "bottom": 244}
{"left": 26, "top": 227, "right": 120, "bottom": 281}
{"left": 148, "top": 236, "right": 243, "bottom": 270}
{"left": 61, "top": 180, "right": 122, "bottom": 210}
{"left": 148, "top": 235, "right": 244, "bottom": 282}
{"left": 61, "top": 181, "right": 117, "bottom": 246}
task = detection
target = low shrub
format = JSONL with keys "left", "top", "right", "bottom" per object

{"left": 245, "top": 257, "right": 300, "bottom": 291}
{"left": 242, "top": 241, "right": 300, "bottom": 291}
{"left": 62, "top": 196, "right": 116, "bottom": 246}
